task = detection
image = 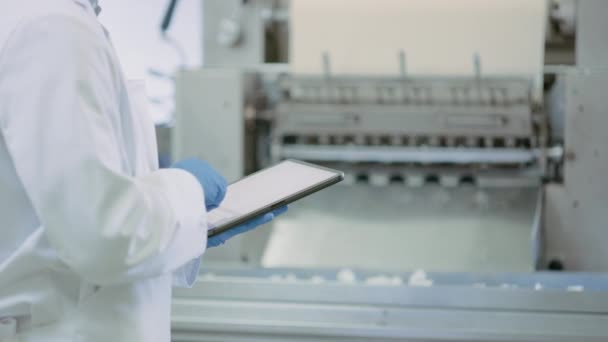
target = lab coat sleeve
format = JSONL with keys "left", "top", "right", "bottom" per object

{"left": 0, "top": 16, "right": 207, "bottom": 286}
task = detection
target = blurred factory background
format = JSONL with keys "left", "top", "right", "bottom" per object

{"left": 99, "top": 0, "right": 202, "bottom": 124}
{"left": 103, "top": 1, "right": 608, "bottom": 340}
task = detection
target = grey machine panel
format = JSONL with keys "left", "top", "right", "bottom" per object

{"left": 544, "top": 70, "right": 608, "bottom": 271}
{"left": 576, "top": 0, "right": 608, "bottom": 67}
{"left": 173, "top": 69, "right": 249, "bottom": 263}
{"left": 173, "top": 68, "right": 245, "bottom": 183}
{"left": 542, "top": 0, "right": 608, "bottom": 270}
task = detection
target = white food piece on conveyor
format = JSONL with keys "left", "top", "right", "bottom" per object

{"left": 466, "top": 137, "right": 478, "bottom": 147}
{"left": 369, "top": 174, "right": 389, "bottom": 187}
{"left": 365, "top": 275, "right": 403, "bottom": 286}
{"left": 318, "top": 136, "right": 330, "bottom": 145}
{"left": 483, "top": 137, "right": 493, "bottom": 148}
{"left": 310, "top": 275, "right": 326, "bottom": 284}
{"left": 337, "top": 269, "right": 357, "bottom": 284}
{"left": 567, "top": 285, "right": 584, "bottom": 292}
{"left": 440, "top": 175, "right": 459, "bottom": 188}
{"left": 506, "top": 137, "right": 516, "bottom": 147}
{"left": 500, "top": 283, "right": 518, "bottom": 289}
{"left": 534, "top": 282, "right": 543, "bottom": 291}
{"left": 269, "top": 274, "right": 283, "bottom": 282}
{"left": 284, "top": 273, "right": 298, "bottom": 283}
{"left": 408, "top": 269, "right": 433, "bottom": 287}
{"left": 407, "top": 175, "right": 425, "bottom": 188}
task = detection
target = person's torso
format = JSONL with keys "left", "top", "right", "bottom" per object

{"left": 0, "top": 1, "right": 171, "bottom": 341}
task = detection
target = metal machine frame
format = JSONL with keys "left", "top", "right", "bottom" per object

{"left": 170, "top": 1, "right": 608, "bottom": 340}
{"left": 173, "top": 268, "right": 608, "bottom": 341}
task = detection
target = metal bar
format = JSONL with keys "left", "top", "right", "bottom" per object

{"left": 172, "top": 307, "right": 608, "bottom": 342}
{"left": 280, "top": 145, "right": 539, "bottom": 164}
{"left": 172, "top": 287, "right": 608, "bottom": 341}
{"left": 175, "top": 278, "right": 608, "bottom": 314}
{"left": 172, "top": 272, "right": 608, "bottom": 341}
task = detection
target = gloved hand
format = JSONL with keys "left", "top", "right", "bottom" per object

{"left": 173, "top": 158, "right": 227, "bottom": 211}
{"left": 207, "top": 206, "right": 288, "bottom": 248}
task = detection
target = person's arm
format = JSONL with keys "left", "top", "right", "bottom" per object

{"left": 0, "top": 15, "right": 206, "bottom": 286}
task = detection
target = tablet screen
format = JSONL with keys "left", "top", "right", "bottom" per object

{"left": 207, "top": 160, "right": 342, "bottom": 235}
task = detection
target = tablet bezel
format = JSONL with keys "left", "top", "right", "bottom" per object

{"left": 207, "top": 159, "right": 344, "bottom": 237}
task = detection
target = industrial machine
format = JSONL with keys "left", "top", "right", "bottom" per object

{"left": 169, "top": 0, "right": 608, "bottom": 340}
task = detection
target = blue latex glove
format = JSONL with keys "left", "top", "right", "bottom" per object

{"left": 207, "top": 206, "right": 288, "bottom": 248}
{"left": 173, "top": 158, "right": 227, "bottom": 211}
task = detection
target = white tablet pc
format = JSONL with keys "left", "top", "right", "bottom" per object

{"left": 207, "top": 159, "right": 344, "bottom": 237}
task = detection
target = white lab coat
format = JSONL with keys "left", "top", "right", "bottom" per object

{"left": 0, "top": 0, "right": 208, "bottom": 341}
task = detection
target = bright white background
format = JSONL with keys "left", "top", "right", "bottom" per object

{"left": 98, "top": 0, "right": 203, "bottom": 123}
